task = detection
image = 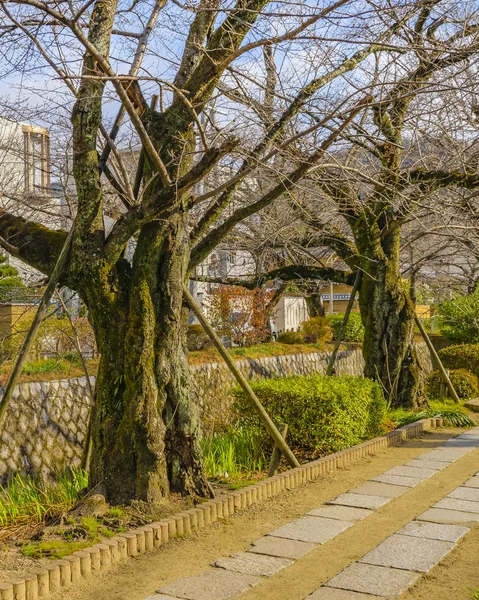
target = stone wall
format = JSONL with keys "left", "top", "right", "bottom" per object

{"left": 0, "top": 344, "right": 433, "bottom": 483}
{"left": 0, "top": 377, "right": 93, "bottom": 484}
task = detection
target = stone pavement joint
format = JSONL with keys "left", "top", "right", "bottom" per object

{"left": 384, "top": 465, "right": 437, "bottom": 479}
{"left": 268, "top": 516, "right": 353, "bottom": 544}
{"left": 248, "top": 537, "right": 316, "bottom": 560}
{"left": 358, "top": 533, "right": 454, "bottom": 573}
{"left": 327, "top": 493, "right": 391, "bottom": 510}
{"left": 307, "top": 505, "right": 372, "bottom": 521}
{"left": 463, "top": 476, "right": 479, "bottom": 488}
{"left": 325, "top": 563, "right": 421, "bottom": 597}
{"left": 307, "top": 588, "right": 384, "bottom": 599}
{"left": 434, "top": 497, "right": 479, "bottom": 514}
{"left": 350, "top": 481, "right": 408, "bottom": 498}
{"left": 448, "top": 486, "right": 479, "bottom": 501}
{"left": 370, "top": 473, "right": 423, "bottom": 487}
{"left": 156, "top": 570, "right": 261, "bottom": 600}
{"left": 417, "top": 507, "right": 479, "bottom": 524}
{"left": 397, "top": 521, "right": 469, "bottom": 542}
{"left": 405, "top": 459, "right": 449, "bottom": 471}
{"left": 213, "top": 552, "right": 293, "bottom": 577}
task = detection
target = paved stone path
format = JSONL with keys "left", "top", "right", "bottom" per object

{"left": 145, "top": 428, "right": 479, "bottom": 600}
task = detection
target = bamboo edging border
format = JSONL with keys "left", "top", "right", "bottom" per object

{"left": 0, "top": 417, "right": 444, "bottom": 600}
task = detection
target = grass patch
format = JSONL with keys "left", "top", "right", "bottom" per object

{"left": 21, "top": 540, "right": 92, "bottom": 559}
{"left": 201, "top": 427, "right": 268, "bottom": 480}
{"left": 0, "top": 469, "right": 87, "bottom": 527}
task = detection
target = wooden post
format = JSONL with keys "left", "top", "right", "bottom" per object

{"left": 327, "top": 271, "right": 361, "bottom": 376}
{"left": 268, "top": 423, "right": 288, "bottom": 477}
{"left": 0, "top": 228, "right": 74, "bottom": 429}
{"left": 414, "top": 313, "right": 461, "bottom": 403}
{"left": 183, "top": 284, "right": 300, "bottom": 469}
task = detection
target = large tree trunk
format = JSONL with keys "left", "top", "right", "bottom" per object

{"left": 356, "top": 225, "right": 424, "bottom": 408}
{"left": 87, "top": 215, "right": 211, "bottom": 504}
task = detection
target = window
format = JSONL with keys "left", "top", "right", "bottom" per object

{"left": 23, "top": 129, "right": 50, "bottom": 192}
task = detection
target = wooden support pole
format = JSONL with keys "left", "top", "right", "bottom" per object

{"left": 183, "top": 284, "right": 300, "bottom": 469}
{"left": 414, "top": 312, "right": 461, "bottom": 403}
{"left": 0, "top": 228, "right": 74, "bottom": 429}
{"left": 326, "top": 271, "right": 361, "bottom": 376}
{"left": 268, "top": 423, "right": 288, "bottom": 477}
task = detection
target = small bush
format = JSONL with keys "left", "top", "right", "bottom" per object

{"left": 187, "top": 324, "right": 212, "bottom": 351}
{"left": 437, "top": 288, "right": 479, "bottom": 343}
{"left": 234, "top": 374, "right": 386, "bottom": 456}
{"left": 426, "top": 369, "right": 479, "bottom": 400}
{"left": 22, "top": 358, "right": 72, "bottom": 376}
{"left": 437, "top": 344, "right": 479, "bottom": 378}
{"left": 328, "top": 313, "right": 364, "bottom": 342}
{"left": 277, "top": 331, "right": 305, "bottom": 344}
{"left": 301, "top": 317, "right": 332, "bottom": 343}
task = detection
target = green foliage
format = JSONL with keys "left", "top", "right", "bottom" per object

{"left": 277, "top": 331, "right": 305, "bottom": 344}
{"left": 389, "top": 400, "right": 474, "bottom": 428}
{"left": 186, "top": 324, "right": 212, "bottom": 351}
{"left": 469, "top": 588, "right": 479, "bottom": 600}
{"left": 21, "top": 540, "right": 91, "bottom": 559}
{"left": 0, "top": 255, "right": 25, "bottom": 290}
{"left": 201, "top": 426, "right": 268, "bottom": 479}
{"left": 437, "top": 288, "right": 479, "bottom": 343}
{"left": 0, "top": 468, "right": 88, "bottom": 527}
{"left": 300, "top": 317, "right": 332, "bottom": 343}
{"left": 438, "top": 344, "right": 479, "bottom": 378}
{"left": 234, "top": 375, "right": 386, "bottom": 456}
{"left": 426, "top": 369, "right": 479, "bottom": 400}
{"left": 328, "top": 313, "right": 364, "bottom": 342}
{"left": 22, "top": 358, "right": 74, "bottom": 376}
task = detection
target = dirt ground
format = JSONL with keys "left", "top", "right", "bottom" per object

{"left": 40, "top": 427, "right": 479, "bottom": 600}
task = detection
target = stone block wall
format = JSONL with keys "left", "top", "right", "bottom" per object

{"left": 0, "top": 344, "right": 432, "bottom": 483}
{"left": 0, "top": 377, "right": 93, "bottom": 484}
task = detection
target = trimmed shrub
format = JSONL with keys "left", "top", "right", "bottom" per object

{"left": 187, "top": 324, "right": 212, "bottom": 351}
{"left": 233, "top": 374, "right": 386, "bottom": 456}
{"left": 301, "top": 317, "right": 332, "bottom": 343}
{"left": 277, "top": 331, "right": 304, "bottom": 344}
{"left": 437, "top": 289, "right": 479, "bottom": 343}
{"left": 328, "top": 313, "right": 364, "bottom": 342}
{"left": 426, "top": 369, "right": 479, "bottom": 400}
{"left": 437, "top": 344, "right": 479, "bottom": 378}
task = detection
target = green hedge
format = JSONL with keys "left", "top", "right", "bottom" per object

{"left": 437, "top": 344, "right": 479, "bottom": 378}
{"left": 277, "top": 331, "right": 304, "bottom": 344}
{"left": 426, "top": 369, "right": 479, "bottom": 400}
{"left": 233, "top": 374, "right": 386, "bottom": 456}
{"left": 327, "top": 313, "right": 364, "bottom": 342}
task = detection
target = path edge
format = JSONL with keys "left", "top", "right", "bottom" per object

{"left": 0, "top": 418, "right": 443, "bottom": 600}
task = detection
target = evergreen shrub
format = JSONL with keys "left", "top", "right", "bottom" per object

{"left": 234, "top": 374, "right": 386, "bottom": 456}
{"left": 426, "top": 369, "right": 479, "bottom": 400}
{"left": 277, "top": 331, "right": 304, "bottom": 344}
{"left": 437, "top": 344, "right": 479, "bottom": 378}
{"left": 328, "top": 313, "right": 364, "bottom": 342}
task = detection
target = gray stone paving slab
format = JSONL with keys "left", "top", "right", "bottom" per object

{"left": 157, "top": 570, "right": 260, "bottom": 600}
{"left": 383, "top": 465, "right": 437, "bottom": 480}
{"left": 359, "top": 533, "right": 454, "bottom": 572}
{"left": 405, "top": 459, "right": 449, "bottom": 471}
{"left": 435, "top": 497, "right": 479, "bottom": 514}
{"left": 213, "top": 552, "right": 292, "bottom": 577}
{"left": 350, "top": 481, "right": 407, "bottom": 498}
{"left": 248, "top": 536, "right": 316, "bottom": 560}
{"left": 328, "top": 493, "right": 391, "bottom": 510}
{"left": 417, "top": 448, "right": 472, "bottom": 462}
{"left": 370, "top": 473, "right": 423, "bottom": 487}
{"left": 307, "top": 505, "right": 372, "bottom": 521}
{"left": 397, "top": 521, "right": 468, "bottom": 542}
{"left": 417, "top": 508, "right": 479, "bottom": 524}
{"left": 464, "top": 476, "right": 479, "bottom": 488}
{"left": 448, "top": 487, "right": 479, "bottom": 501}
{"left": 307, "top": 588, "right": 384, "bottom": 599}
{"left": 325, "top": 563, "right": 420, "bottom": 597}
{"left": 268, "top": 516, "right": 353, "bottom": 544}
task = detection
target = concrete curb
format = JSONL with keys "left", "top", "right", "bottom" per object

{"left": 0, "top": 418, "right": 439, "bottom": 600}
